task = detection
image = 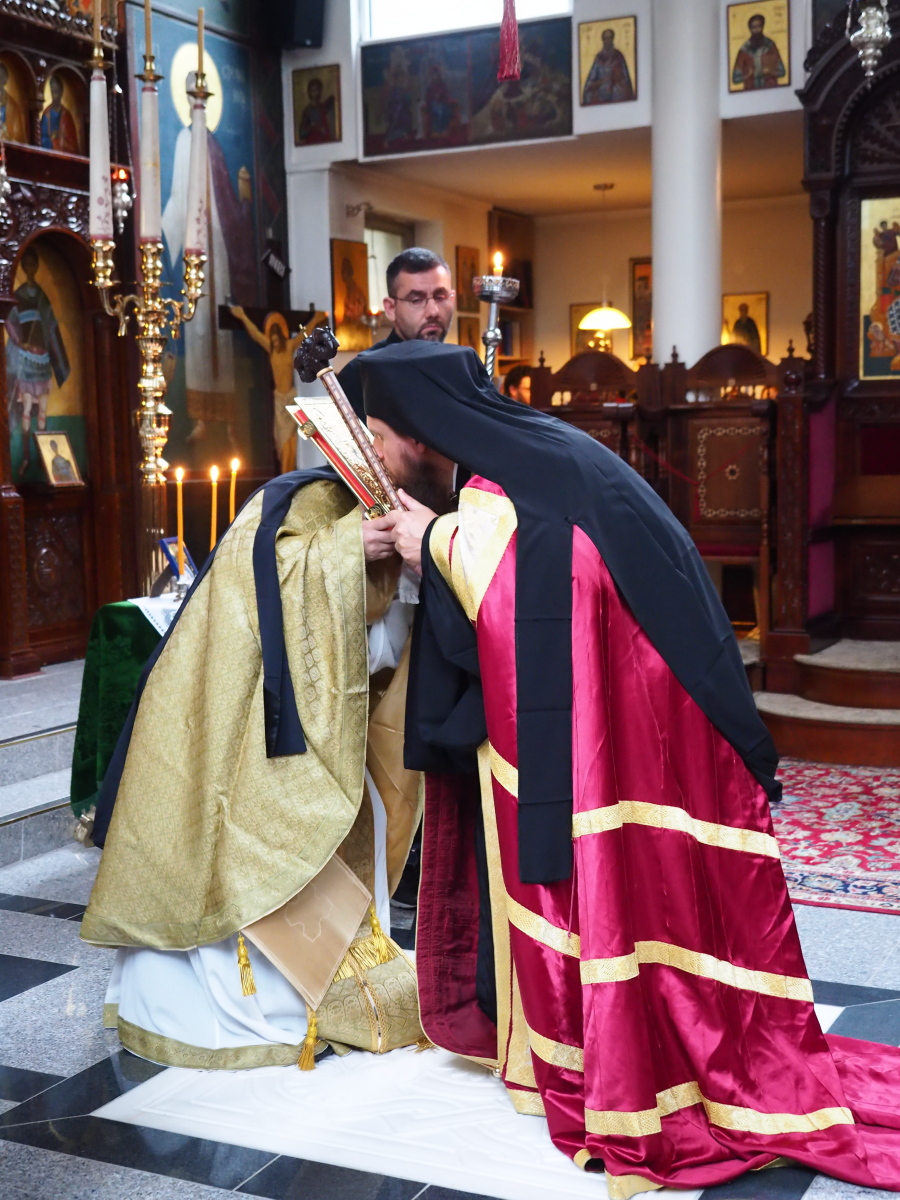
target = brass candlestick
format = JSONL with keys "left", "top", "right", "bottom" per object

{"left": 90, "top": 58, "right": 207, "bottom": 594}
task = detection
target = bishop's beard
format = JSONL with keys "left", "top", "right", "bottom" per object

{"left": 391, "top": 450, "right": 454, "bottom": 515}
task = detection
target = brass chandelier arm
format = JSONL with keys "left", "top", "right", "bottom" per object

{"left": 89, "top": 236, "right": 206, "bottom": 592}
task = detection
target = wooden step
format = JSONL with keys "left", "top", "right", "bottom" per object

{"left": 794, "top": 640, "right": 900, "bottom": 709}
{"left": 755, "top": 692, "right": 900, "bottom": 767}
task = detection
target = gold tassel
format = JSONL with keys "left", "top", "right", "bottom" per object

{"left": 298, "top": 1003, "right": 318, "bottom": 1070}
{"left": 237, "top": 932, "right": 256, "bottom": 997}
{"left": 415, "top": 1035, "right": 435, "bottom": 1052}
{"left": 332, "top": 904, "right": 400, "bottom": 982}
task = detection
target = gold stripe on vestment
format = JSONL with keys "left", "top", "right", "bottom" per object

{"left": 452, "top": 488, "right": 518, "bottom": 621}
{"left": 580, "top": 941, "right": 813, "bottom": 1002}
{"left": 573, "top": 800, "right": 779, "bottom": 859}
{"left": 428, "top": 513, "right": 458, "bottom": 592}
{"left": 507, "top": 1087, "right": 546, "bottom": 1116}
{"left": 605, "top": 1173, "right": 663, "bottom": 1199}
{"left": 586, "top": 1081, "right": 853, "bottom": 1139}
{"left": 506, "top": 895, "right": 580, "bottom": 957}
{"left": 477, "top": 742, "right": 510, "bottom": 1072}
{"left": 488, "top": 749, "right": 777, "bottom": 860}
{"left": 527, "top": 1023, "right": 585, "bottom": 1073}
{"left": 573, "top": 1149, "right": 593, "bottom": 1170}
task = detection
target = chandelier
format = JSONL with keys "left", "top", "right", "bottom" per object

{"left": 847, "top": 0, "right": 891, "bottom": 78}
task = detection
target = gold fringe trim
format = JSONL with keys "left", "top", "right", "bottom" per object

{"left": 416, "top": 1036, "right": 436, "bottom": 1052}
{"left": 237, "top": 932, "right": 256, "bottom": 997}
{"left": 298, "top": 1004, "right": 318, "bottom": 1070}
{"left": 333, "top": 904, "right": 400, "bottom": 981}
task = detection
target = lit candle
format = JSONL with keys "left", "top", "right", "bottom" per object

{"left": 184, "top": 12, "right": 209, "bottom": 257}
{"left": 174, "top": 467, "right": 185, "bottom": 577}
{"left": 229, "top": 458, "right": 239, "bottom": 523}
{"left": 209, "top": 465, "right": 219, "bottom": 551}
{"left": 492, "top": 251, "right": 504, "bottom": 277}
{"left": 139, "top": 0, "right": 162, "bottom": 242}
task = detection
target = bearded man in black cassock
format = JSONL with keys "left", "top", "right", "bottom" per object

{"left": 356, "top": 339, "right": 900, "bottom": 1199}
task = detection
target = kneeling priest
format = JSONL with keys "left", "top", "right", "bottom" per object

{"left": 359, "top": 339, "right": 900, "bottom": 1198}
{"left": 81, "top": 467, "right": 423, "bottom": 1069}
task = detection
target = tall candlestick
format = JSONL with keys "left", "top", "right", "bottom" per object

{"left": 229, "top": 458, "right": 239, "bottom": 524}
{"left": 139, "top": 0, "right": 161, "bottom": 242}
{"left": 209, "top": 465, "right": 219, "bottom": 551}
{"left": 174, "top": 467, "right": 185, "bottom": 576}
{"left": 88, "top": 23, "right": 113, "bottom": 240}
{"left": 198, "top": 7, "right": 205, "bottom": 77}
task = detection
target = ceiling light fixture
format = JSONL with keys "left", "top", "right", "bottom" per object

{"left": 580, "top": 182, "right": 631, "bottom": 352}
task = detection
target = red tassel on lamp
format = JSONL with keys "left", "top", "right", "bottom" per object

{"left": 498, "top": 0, "right": 521, "bottom": 80}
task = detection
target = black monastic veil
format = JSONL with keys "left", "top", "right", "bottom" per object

{"left": 359, "top": 339, "right": 779, "bottom": 886}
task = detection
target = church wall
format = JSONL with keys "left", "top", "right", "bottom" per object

{"left": 287, "top": 162, "right": 492, "bottom": 376}
{"left": 533, "top": 192, "right": 811, "bottom": 370}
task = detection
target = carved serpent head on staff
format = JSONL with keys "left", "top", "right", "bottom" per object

{"left": 294, "top": 326, "right": 340, "bottom": 383}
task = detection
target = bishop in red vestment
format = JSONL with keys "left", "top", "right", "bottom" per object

{"left": 357, "top": 340, "right": 900, "bottom": 1199}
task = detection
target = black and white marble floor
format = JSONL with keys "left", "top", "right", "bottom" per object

{"left": 2, "top": 845, "right": 900, "bottom": 1198}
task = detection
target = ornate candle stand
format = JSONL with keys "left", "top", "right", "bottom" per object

{"left": 90, "top": 60, "right": 208, "bottom": 594}
{"left": 472, "top": 273, "right": 520, "bottom": 377}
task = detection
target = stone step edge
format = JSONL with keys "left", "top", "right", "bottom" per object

{"left": 0, "top": 798, "right": 71, "bottom": 827}
{"left": 793, "top": 653, "right": 900, "bottom": 675}
{"left": 755, "top": 692, "right": 900, "bottom": 727}
{"left": 0, "top": 722, "right": 76, "bottom": 750}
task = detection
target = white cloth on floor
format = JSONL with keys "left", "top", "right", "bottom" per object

{"left": 106, "top": 602, "right": 410, "bottom": 1059}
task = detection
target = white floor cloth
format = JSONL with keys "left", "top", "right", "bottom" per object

{"left": 107, "top": 601, "right": 412, "bottom": 1058}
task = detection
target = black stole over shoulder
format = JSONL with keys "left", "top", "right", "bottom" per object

{"left": 92, "top": 468, "right": 335, "bottom": 848}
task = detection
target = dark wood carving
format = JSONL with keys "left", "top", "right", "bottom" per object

{"left": 796, "top": 4, "right": 900, "bottom": 667}
{"left": 0, "top": 184, "right": 89, "bottom": 295}
{"left": 25, "top": 510, "right": 86, "bottom": 628}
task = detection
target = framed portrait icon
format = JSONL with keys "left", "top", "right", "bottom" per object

{"left": 34, "top": 430, "right": 83, "bottom": 487}
{"left": 330, "top": 238, "right": 371, "bottom": 353}
{"left": 293, "top": 64, "right": 341, "bottom": 146}
{"left": 579, "top": 16, "right": 637, "bottom": 106}
{"left": 630, "top": 258, "right": 652, "bottom": 361}
{"left": 722, "top": 292, "right": 769, "bottom": 357}
{"left": 455, "top": 246, "right": 480, "bottom": 314}
{"left": 727, "top": 1, "right": 790, "bottom": 92}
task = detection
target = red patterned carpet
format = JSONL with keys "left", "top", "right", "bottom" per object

{"left": 774, "top": 759, "right": 900, "bottom": 914}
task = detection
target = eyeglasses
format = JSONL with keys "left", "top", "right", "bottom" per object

{"left": 392, "top": 289, "right": 456, "bottom": 310}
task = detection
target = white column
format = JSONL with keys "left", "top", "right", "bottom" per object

{"left": 651, "top": 0, "right": 721, "bottom": 367}
{"left": 285, "top": 167, "right": 334, "bottom": 468}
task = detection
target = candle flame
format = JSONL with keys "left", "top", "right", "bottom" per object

{"left": 492, "top": 251, "right": 504, "bottom": 275}
{"left": 230, "top": 458, "right": 240, "bottom": 472}
{"left": 175, "top": 466, "right": 184, "bottom": 482}
{"left": 210, "top": 465, "right": 219, "bottom": 481}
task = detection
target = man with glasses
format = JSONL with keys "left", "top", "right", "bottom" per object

{"left": 337, "top": 247, "right": 455, "bottom": 418}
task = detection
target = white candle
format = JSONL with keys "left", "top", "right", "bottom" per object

{"left": 89, "top": 69, "right": 113, "bottom": 239}
{"left": 139, "top": 0, "right": 161, "bottom": 241}
{"left": 183, "top": 35, "right": 208, "bottom": 256}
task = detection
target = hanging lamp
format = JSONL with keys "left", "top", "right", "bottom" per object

{"left": 579, "top": 183, "right": 631, "bottom": 352}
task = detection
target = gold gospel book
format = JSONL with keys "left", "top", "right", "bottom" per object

{"left": 242, "top": 855, "right": 372, "bottom": 1009}
{"left": 287, "top": 398, "right": 394, "bottom": 515}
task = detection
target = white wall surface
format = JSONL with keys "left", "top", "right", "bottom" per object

{"left": 533, "top": 192, "right": 811, "bottom": 370}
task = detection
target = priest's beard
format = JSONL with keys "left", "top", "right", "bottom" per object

{"left": 391, "top": 450, "right": 454, "bottom": 515}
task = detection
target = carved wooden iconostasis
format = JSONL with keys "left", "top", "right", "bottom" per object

{"left": 802, "top": 14, "right": 900, "bottom": 654}
{"left": 0, "top": 0, "right": 136, "bottom": 678}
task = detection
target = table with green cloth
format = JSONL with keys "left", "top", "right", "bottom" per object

{"left": 70, "top": 601, "right": 165, "bottom": 818}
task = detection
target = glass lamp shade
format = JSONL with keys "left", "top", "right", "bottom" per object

{"left": 578, "top": 305, "right": 632, "bottom": 332}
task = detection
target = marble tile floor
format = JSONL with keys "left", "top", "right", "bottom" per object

{"left": 0, "top": 661, "right": 84, "bottom": 745}
{"left": 3, "top": 845, "right": 900, "bottom": 1199}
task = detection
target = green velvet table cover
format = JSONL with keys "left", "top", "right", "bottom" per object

{"left": 70, "top": 602, "right": 161, "bottom": 817}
